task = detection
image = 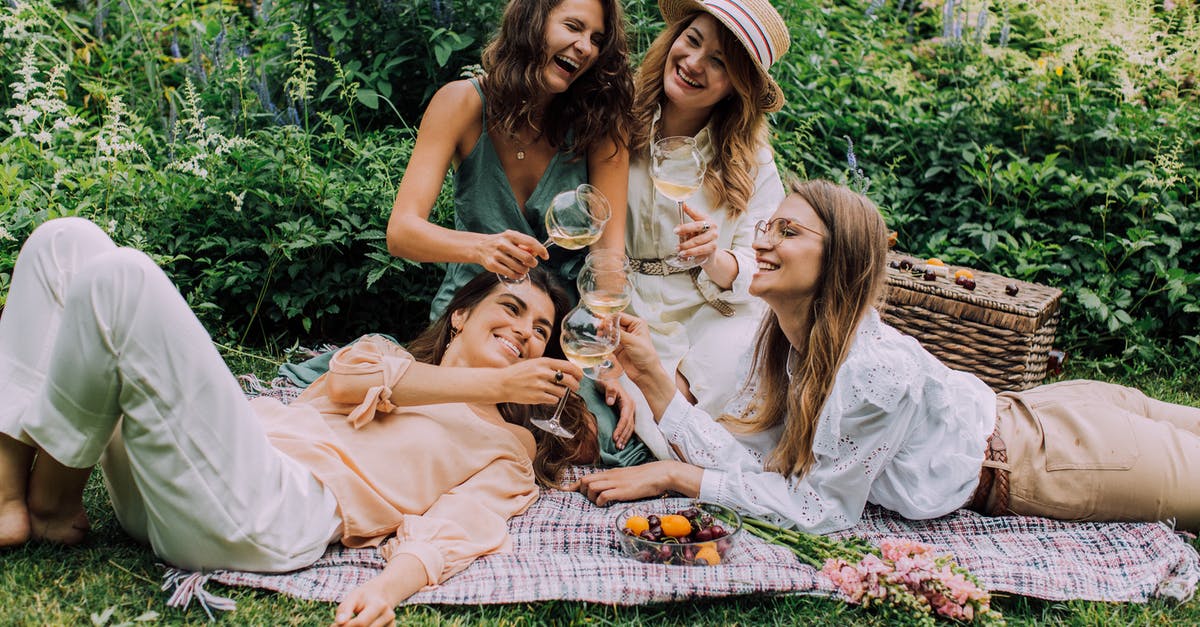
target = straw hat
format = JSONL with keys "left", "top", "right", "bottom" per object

{"left": 658, "top": 0, "right": 790, "bottom": 112}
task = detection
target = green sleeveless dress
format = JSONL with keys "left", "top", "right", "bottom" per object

{"left": 429, "top": 78, "right": 649, "bottom": 467}
{"left": 430, "top": 78, "right": 587, "bottom": 318}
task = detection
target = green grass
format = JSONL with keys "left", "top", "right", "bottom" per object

{"left": 1, "top": 348, "right": 1197, "bottom": 626}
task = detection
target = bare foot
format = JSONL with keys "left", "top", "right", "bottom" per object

{"left": 28, "top": 504, "right": 90, "bottom": 545}
{"left": 0, "top": 434, "right": 35, "bottom": 547}
{"left": 26, "top": 449, "right": 94, "bottom": 545}
{"left": 0, "top": 497, "right": 31, "bottom": 547}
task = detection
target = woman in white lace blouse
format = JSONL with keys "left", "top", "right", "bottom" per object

{"left": 575, "top": 179, "right": 1200, "bottom": 533}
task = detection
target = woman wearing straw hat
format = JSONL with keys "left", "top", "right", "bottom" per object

{"left": 619, "top": 0, "right": 790, "bottom": 459}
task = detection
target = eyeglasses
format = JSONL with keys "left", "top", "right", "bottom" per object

{"left": 753, "top": 218, "right": 825, "bottom": 247}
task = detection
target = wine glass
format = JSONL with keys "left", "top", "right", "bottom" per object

{"left": 529, "top": 304, "right": 621, "bottom": 438}
{"left": 576, "top": 250, "right": 633, "bottom": 316}
{"left": 576, "top": 250, "right": 632, "bottom": 378}
{"left": 649, "top": 136, "right": 707, "bottom": 270}
{"left": 499, "top": 184, "right": 612, "bottom": 286}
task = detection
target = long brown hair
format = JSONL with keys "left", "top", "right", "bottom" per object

{"left": 407, "top": 268, "right": 598, "bottom": 486}
{"left": 481, "top": 0, "right": 634, "bottom": 160}
{"left": 721, "top": 180, "right": 889, "bottom": 477}
{"left": 629, "top": 13, "right": 772, "bottom": 217}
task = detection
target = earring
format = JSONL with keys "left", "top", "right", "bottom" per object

{"left": 446, "top": 326, "right": 460, "bottom": 349}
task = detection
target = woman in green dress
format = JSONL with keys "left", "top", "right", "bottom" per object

{"left": 384, "top": 0, "right": 646, "bottom": 465}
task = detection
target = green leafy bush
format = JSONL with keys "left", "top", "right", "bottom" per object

{"left": 0, "top": 0, "right": 446, "bottom": 345}
{"left": 2, "top": 0, "right": 1196, "bottom": 374}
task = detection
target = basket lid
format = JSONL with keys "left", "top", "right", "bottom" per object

{"left": 884, "top": 252, "right": 1063, "bottom": 334}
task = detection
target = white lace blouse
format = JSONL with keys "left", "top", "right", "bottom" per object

{"left": 655, "top": 309, "right": 997, "bottom": 534}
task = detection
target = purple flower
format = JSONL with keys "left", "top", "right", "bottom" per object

{"left": 93, "top": 6, "right": 108, "bottom": 40}
{"left": 975, "top": 2, "right": 989, "bottom": 45}
{"left": 998, "top": 8, "right": 1011, "bottom": 47}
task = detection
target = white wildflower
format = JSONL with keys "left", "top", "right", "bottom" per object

{"left": 0, "top": 226, "right": 15, "bottom": 242}
{"left": 284, "top": 22, "right": 315, "bottom": 105}
{"left": 95, "top": 95, "right": 149, "bottom": 164}
{"left": 5, "top": 46, "right": 83, "bottom": 148}
{"left": 227, "top": 190, "right": 246, "bottom": 212}
{"left": 0, "top": 0, "right": 50, "bottom": 42}
{"left": 167, "top": 79, "right": 252, "bottom": 178}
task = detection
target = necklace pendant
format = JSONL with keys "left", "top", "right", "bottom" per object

{"left": 516, "top": 150, "right": 525, "bottom": 160}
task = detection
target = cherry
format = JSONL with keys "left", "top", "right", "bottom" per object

{"left": 1005, "top": 283, "right": 1020, "bottom": 296}
{"left": 923, "top": 270, "right": 937, "bottom": 281}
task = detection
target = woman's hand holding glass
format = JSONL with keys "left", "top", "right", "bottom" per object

{"left": 674, "top": 203, "right": 720, "bottom": 268}
{"left": 530, "top": 304, "right": 620, "bottom": 438}
{"left": 650, "top": 136, "right": 709, "bottom": 270}
{"left": 499, "top": 184, "right": 611, "bottom": 286}
{"left": 607, "top": 313, "right": 662, "bottom": 383}
{"left": 477, "top": 230, "right": 550, "bottom": 280}
{"left": 495, "top": 357, "right": 582, "bottom": 406}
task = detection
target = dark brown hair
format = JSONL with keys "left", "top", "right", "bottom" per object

{"left": 721, "top": 180, "right": 889, "bottom": 477}
{"left": 481, "top": 0, "right": 634, "bottom": 159}
{"left": 407, "top": 268, "right": 598, "bottom": 485}
{"left": 630, "top": 13, "right": 773, "bottom": 217}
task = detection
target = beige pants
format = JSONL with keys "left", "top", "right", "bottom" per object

{"left": 994, "top": 379, "right": 1200, "bottom": 529}
{"left": 0, "top": 218, "right": 340, "bottom": 571}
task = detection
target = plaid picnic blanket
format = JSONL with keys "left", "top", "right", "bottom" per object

{"left": 170, "top": 380, "right": 1199, "bottom": 610}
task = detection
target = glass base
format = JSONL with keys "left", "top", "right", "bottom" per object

{"left": 583, "top": 359, "right": 621, "bottom": 381}
{"left": 497, "top": 272, "right": 529, "bottom": 287}
{"left": 663, "top": 254, "right": 703, "bottom": 270}
{"left": 530, "top": 417, "right": 574, "bottom": 438}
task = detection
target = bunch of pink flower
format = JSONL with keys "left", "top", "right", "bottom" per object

{"left": 821, "top": 537, "right": 1004, "bottom": 624}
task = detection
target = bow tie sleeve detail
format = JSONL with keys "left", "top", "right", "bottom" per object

{"left": 328, "top": 335, "right": 415, "bottom": 429}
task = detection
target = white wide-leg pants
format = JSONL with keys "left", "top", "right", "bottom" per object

{"left": 0, "top": 218, "right": 340, "bottom": 572}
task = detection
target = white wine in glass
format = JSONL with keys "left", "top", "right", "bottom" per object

{"left": 650, "top": 136, "right": 707, "bottom": 270}
{"left": 575, "top": 250, "right": 632, "bottom": 375}
{"left": 561, "top": 340, "right": 615, "bottom": 369}
{"left": 651, "top": 178, "right": 701, "bottom": 203}
{"left": 499, "top": 183, "right": 611, "bottom": 286}
{"left": 559, "top": 304, "right": 620, "bottom": 380}
{"left": 581, "top": 292, "right": 631, "bottom": 315}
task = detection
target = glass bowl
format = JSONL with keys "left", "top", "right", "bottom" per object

{"left": 614, "top": 500, "right": 743, "bottom": 566}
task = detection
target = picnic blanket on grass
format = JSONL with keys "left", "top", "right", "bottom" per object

{"left": 168, "top": 380, "right": 1200, "bottom": 611}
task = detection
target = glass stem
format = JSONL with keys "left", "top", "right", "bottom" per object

{"left": 550, "top": 390, "right": 570, "bottom": 421}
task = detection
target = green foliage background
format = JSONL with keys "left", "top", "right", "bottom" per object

{"left": 2, "top": 0, "right": 1197, "bottom": 372}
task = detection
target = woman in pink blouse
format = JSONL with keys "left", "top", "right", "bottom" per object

{"left": 576, "top": 179, "right": 1200, "bottom": 534}
{"left": 0, "top": 218, "right": 596, "bottom": 626}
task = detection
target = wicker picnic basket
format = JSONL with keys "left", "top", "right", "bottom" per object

{"left": 881, "top": 252, "right": 1063, "bottom": 392}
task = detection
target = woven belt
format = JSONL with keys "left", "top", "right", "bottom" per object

{"left": 628, "top": 257, "right": 692, "bottom": 277}
{"left": 967, "top": 423, "right": 1010, "bottom": 516}
{"left": 627, "top": 258, "right": 736, "bottom": 317}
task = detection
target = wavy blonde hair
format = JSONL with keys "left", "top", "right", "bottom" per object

{"left": 720, "top": 180, "right": 889, "bottom": 478}
{"left": 629, "top": 13, "right": 772, "bottom": 217}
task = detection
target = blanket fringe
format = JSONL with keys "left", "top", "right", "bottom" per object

{"left": 237, "top": 374, "right": 270, "bottom": 396}
{"left": 162, "top": 567, "right": 237, "bottom": 620}
{"left": 1157, "top": 570, "right": 1199, "bottom": 605}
